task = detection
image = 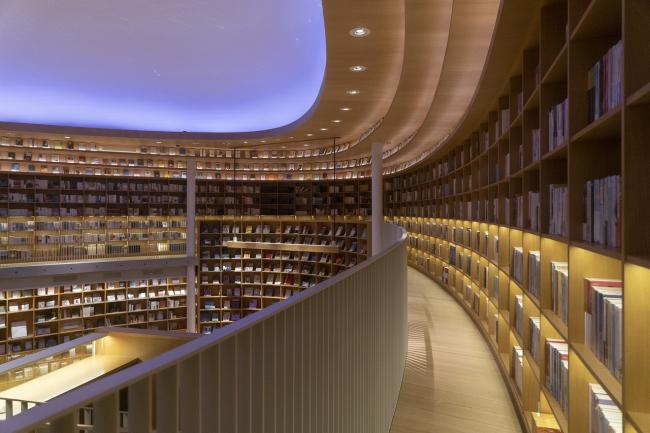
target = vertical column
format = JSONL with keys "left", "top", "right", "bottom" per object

{"left": 371, "top": 142, "right": 383, "bottom": 256}
{"left": 186, "top": 158, "right": 197, "bottom": 332}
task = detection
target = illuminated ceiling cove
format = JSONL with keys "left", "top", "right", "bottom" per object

{"left": 0, "top": 0, "right": 326, "bottom": 133}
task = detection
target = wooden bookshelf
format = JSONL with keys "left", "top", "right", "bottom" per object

{"left": 0, "top": 136, "right": 372, "bottom": 180}
{"left": 384, "top": 1, "right": 647, "bottom": 431}
{"left": 198, "top": 216, "right": 370, "bottom": 333}
{"left": 0, "top": 277, "right": 188, "bottom": 363}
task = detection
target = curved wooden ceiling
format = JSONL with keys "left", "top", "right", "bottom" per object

{"left": 0, "top": 0, "right": 513, "bottom": 175}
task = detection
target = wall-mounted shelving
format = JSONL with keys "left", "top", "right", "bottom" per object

{"left": 384, "top": 1, "right": 648, "bottom": 432}
{"left": 198, "top": 216, "right": 369, "bottom": 333}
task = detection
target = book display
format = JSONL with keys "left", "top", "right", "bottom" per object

{"left": 384, "top": 0, "right": 649, "bottom": 431}
{"left": 198, "top": 216, "right": 370, "bottom": 333}
{"left": 0, "top": 278, "right": 187, "bottom": 362}
{"left": 0, "top": 137, "right": 372, "bottom": 181}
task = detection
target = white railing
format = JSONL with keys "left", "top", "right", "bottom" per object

{"left": 1, "top": 222, "right": 407, "bottom": 433}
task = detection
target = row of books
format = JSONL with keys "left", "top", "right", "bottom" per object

{"left": 546, "top": 339, "right": 569, "bottom": 415}
{"left": 511, "top": 246, "right": 524, "bottom": 285}
{"left": 588, "top": 384, "right": 622, "bottom": 433}
{"left": 587, "top": 41, "right": 623, "bottom": 123}
{"left": 548, "top": 184, "right": 568, "bottom": 237}
{"left": 550, "top": 261, "right": 569, "bottom": 324}
{"left": 548, "top": 99, "right": 569, "bottom": 151}
{"left": 584, "top": 277, "right": 622, "bottom": 381}
{"left": 582, "top": 175, "right": 621, "bottom": 248}
{"left": 528, "top": 250, "right": 541, "bottom": 299}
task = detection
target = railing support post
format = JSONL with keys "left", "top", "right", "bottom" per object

{"left": 186, "top": 158, "right": 197, "bottom": 332}
{"left": 371, "top": 142, "right": 384, "bottom": 255}
{"left": 94, "top": 392, "right": 119, "bottom": 433}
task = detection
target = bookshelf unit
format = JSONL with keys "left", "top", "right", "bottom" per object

{"left": 198, "top": 216, "right": 370, "bottom": 333}
{"left": 385, "top": 1, "right": 648, "bottom": 432}
{"left": 0, "top": 277, "right": 187, "bottom": 363}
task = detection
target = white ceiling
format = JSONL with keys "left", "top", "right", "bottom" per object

{"left": 0, "top": 0, "right": 326, "bottom": 133}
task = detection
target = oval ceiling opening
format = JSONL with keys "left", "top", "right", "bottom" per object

{"left": 0, "top": 0, "right": 326, "bottom": 133}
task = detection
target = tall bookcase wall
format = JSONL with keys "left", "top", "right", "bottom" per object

{"left": 0, "top": 172, "right": 372, "bottom": 265}
{"left": 385, "top": 1, "right": 649, "bottom": 432}
{"left": 197, "top": 216, "right": 370, "bottom": 333}
{"left": 0, "top": 136, "right": 372, "bottom": 180}
{"left": 0, "top": 277, "right": 188, "bottom": 363}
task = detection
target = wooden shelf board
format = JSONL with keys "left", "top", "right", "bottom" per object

{"left": 626, "top": 254, "right": 650, "bottom": 270}
{"left": 627, "top": 81, "right": 650, "bottom": 107}
{"left": 542, "top": 309, "right": 568, "bottom": 340}
{"left": 541, "top": 386, "right": 568, "bottom": 433}
{"left": 541, "top": 43, "right": 568, "bottom": 85}
{"left": 570, "top": 0, "right": 622, "bottom": 41}
{"left": 570, "top": 240, "right": 621, "bottom": 260}
{"left": 571, "top": 107, "right": 621, "bottom": 143}
{"left": 571, "top": 342, "right": 622, "bottom": 406}
{"left": 524, "top": 86, "right": 540, "bottom": 111}
{"left": 225, "top": 240, "right": 339, "bottom": 253}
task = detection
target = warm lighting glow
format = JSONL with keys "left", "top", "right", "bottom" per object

{"left": 349, "top": 65, "right": 366, "bottom": 72}
{"left": 340, "top": 107, "right": 352, "bottom": 111}
{"left": 349, "top": 27, "right": 370, "bottom": 37}
{"left": 346, "top": 89, "right": 360, "bottom": 95}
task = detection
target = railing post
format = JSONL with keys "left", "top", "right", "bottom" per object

{"left": 94, "top": 392, "right": 120, "bottom": 433}
{"left": 128, "top": 377, "right": 152, "bottom": 433}
{"left": 155, "top": 366, "right": 178, "bottom": 433}
{"left": 371, "top": 142, "right": 384, "bottom": 255}
{"left": 186, "top": 158, "right": 197, "bottom": 332}
{"left": 179, "top": 355, "right": 200, "bottom": 433}
{"left": 49, "top": 412, "right": 77, "bottom": 433}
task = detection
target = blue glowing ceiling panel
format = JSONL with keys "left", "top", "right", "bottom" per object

{"left": 0, "top": 0, "right": 326, "bottom": 133}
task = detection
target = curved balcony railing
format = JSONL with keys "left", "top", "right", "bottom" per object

{"left": 0, "top": 222, "right": 408, "bottom": 433}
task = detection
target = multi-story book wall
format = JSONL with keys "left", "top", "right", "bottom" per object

{"left": 0, "top": 173, "right": 372, "bottom": 264}
{"left": 0, "top": 173, "right": 188, "bottom": 264}
{"left": 197, "top": 216, "right": 369, "bottom": 333}
{"left": 0, "top": 136, "right": 372, "bottom": 180}
{"left": 0, "top": 277, "right": 187, "bottom": 363}
{"left": 196, "top": 180, "right": 371, "bottom": 217}
{"left": 384, "top": 1, "right": 649, "bottom": 432}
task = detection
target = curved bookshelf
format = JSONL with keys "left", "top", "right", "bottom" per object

{"left": 384, "top": 0, "right": 650, "bottom": 432}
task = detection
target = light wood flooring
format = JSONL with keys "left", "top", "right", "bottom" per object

{"left": 389, "top": 268, "right": 523, "bottom": 433}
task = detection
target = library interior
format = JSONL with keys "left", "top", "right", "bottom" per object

{"left": 0, "top": 0, "right": 647, "bottom": 432}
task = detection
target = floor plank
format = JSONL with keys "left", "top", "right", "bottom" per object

{"left": 389, "top": 268, "right": 523, "bottom": 433}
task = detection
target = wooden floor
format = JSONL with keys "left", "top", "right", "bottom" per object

{"left": 389, "top": 268, "right": 523, "bottom": 433}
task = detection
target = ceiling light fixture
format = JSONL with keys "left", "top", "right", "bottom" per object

{"left": 332, "top": 119, "right": 342, "bottom": 123}
{"left": 349, "top": 65, "right": 366, "bottom": 72}
{"left": 320, "top": 128, "right": 328, "bottom": 131}
{"left": 64, "top": 136, "right": 71, "bottom": 139}
{"left": 349, "top": 27, "right": 370, "bottom": 37}
{"left": 306, "top": 133, "right": 313, "bottom": 137}
{"left": 340, "top": 107, "right": 351, "bottom": 111}
{"left": 155, "top": 141, "right": 162, "bottom": 144}
{"left": 346, "top": 89, "right": 360, "bottom": 95}
{"left": 304, "top": 144, "right": 310, "bottom": 147}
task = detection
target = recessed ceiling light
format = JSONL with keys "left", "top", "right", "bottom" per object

{"left": 349, "top": 27, "right": 370, "bottom": 37}
{"left": 288, "top": 136, "right": 294, "bottom": 139}
{"left": 340, "top": 107, "right": 352, "bottom": 111}
{"left": 243, "top": 141, "right": 248, "bottom": 144}
{"left": 260, "top": 140, "right": 266, "bottom": 143}
{"left": 306, "top": 133, "right": 313, "bottom": 137}
{"left": 346, "top": 89, "right": 360, "bottom": 95}
{"left": 64, "top": 136, "right": 71, "bottom": 139}
{"left": 155, "top": 141, "right": 162, "bottom": 144}
{"left": 332, "top": 119, "right": 342, "bottom": 123}
{"left": 320, "top": 128, "right": 328, "bottom": 131}
{"left": 349, "top": 65, "right": 366, "bottom": 72}
{"left": 304, "top": 144, "right": 310, "bottom": 147}
{"left": 281, "top": 146, "right": 287, "bottom": 149}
